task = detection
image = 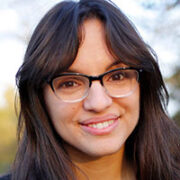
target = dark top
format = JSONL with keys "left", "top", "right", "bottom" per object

{"left": 0, "top": 174, "right": 11, "bottom": 180}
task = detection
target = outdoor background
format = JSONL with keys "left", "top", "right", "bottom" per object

{"left": 0, "top": 0, "right": 180, "bottom": 175}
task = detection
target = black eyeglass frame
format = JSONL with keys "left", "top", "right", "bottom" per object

{"left": 47, "top": 67, "right": 142, "bottom": 93}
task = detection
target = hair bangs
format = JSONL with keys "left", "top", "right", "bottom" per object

{"left": 16, "top": 1, "right": 81, "bottom": 90}
{"left": 77, "top": 0, "right": 156, "bottom": 71}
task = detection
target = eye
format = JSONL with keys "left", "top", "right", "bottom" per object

{"left": 52, "top": 74, "right": 91, "bottom": 93}
{"left": 109, "top": 72, "right": 124, "bottom": 81}
{"left": 57, "top": 79, "right": 80, "bottom": 89}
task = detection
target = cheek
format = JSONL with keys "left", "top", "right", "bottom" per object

{"left": 44, "top": 87, "right": 80, "bottom": 132}
{"left": 48, "top": 102, "right": 79, "bottom": 128}
{"left": 117, "top": 87, "right": 140, "bottom": 127}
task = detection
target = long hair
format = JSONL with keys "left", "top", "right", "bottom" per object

{"left": 13, "top": 0, "right": 180, "bottom": 179}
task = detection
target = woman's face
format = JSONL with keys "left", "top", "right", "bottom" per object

{"left": 44, "top": 19, "right": 140, "bottom": 157}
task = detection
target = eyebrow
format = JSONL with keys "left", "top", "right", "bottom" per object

{"left": 106, "top": 61, "right": 124, "bottom": 69}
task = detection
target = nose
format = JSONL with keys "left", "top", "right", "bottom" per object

{"left": 83, "top": 81, "right": 112, "bottom": 112}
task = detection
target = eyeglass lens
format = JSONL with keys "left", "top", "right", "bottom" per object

{"left": 52, "top": 69, "right": 139, "bottom": 102}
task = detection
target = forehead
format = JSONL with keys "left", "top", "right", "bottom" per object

{"left": 68, "top": 19, "right": 117, "bottom": 75}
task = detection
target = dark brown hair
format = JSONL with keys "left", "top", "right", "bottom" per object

{"left": 14, "top": 0, "right": 180, "bottom": 179}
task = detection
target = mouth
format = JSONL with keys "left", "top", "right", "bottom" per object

{"left": 86, "top": 119, "right": 115, "bottom": 129}
{"left": 80, "top": 115, "right": 119, "bottom": 135}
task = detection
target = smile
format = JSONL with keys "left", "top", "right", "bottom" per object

{"left": 87, "top": 120, "right": 115, "bottom": 129}
{"left": 80, "top": 115, "right": 119, "bottom": 135}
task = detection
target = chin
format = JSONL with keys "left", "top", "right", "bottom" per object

{"left": 82, "top": 143, "right": 125, "bottom": 158}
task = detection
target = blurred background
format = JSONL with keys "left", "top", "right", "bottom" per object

{"left": 0, "top": 0, "right": 180, "bottom": 175}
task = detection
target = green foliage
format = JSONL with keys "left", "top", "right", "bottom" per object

{"left": 0, "top": 87, "right": 18, "bottom": 174}
{"left": 168, "top": 69, "right": 180, "bottom": 89}
{"left": 173, "top": 110, "right": 180, "bottom": 127}
{"left": 142, "top": 0, "right": 180, "bottom": 127}
{"left": 167, "top": 68, "right": 180, "bottom": 126}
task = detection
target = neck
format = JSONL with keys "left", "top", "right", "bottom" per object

{"left": 65, "top": 144, "right": 135, "bottom": 180}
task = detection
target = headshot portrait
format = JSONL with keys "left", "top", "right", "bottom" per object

{"left": 0, "top": 0, "right": 180, "bottom": 180}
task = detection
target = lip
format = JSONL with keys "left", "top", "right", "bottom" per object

{"left": 80, "top": 114, "right": 119, "bottom": 135}
{"left": 80, "top": 114, "right": 119, "bottom": 125}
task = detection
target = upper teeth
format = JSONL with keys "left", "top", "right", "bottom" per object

{"left": 88, "top": 120, "right": 114, "bottom": 129}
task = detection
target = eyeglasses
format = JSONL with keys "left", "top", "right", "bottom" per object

{"left": 47, "top": 67, "right": 141, "bottom": 103}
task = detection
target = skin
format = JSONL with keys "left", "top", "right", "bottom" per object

{"left": 44, "top": 18, "right": 140, "bottom": 179}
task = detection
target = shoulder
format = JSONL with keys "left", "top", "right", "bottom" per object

{"left": 0, "top": 174, "right": 11, "bottom": 180}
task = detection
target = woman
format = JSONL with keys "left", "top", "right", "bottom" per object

{"left": 1, "top": 0, "right": 180, "bottom": 179}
